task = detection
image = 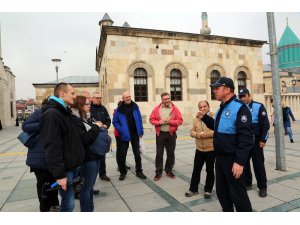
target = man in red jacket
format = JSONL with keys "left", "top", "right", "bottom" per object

{"left": 149, "top": 92, "right": 183, "bottom": 181}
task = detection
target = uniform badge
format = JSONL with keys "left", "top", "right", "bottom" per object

{"left": 250, "top": 108, "right": 253, "bottom": 112}
{"left": 262, "top": 111, "right": 266, "bottom": 116}
{"left": 225, "top": 110, "right": 231, "bottom": 117}
{"left": 241, "top": 115, "right": 247, "bottom": 123}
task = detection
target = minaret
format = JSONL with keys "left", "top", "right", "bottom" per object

{"left": 200, "top": 12, "right": 211, "bottom": 35}
{"left": 122, "top": 21, "right": 131, "bottom": 28}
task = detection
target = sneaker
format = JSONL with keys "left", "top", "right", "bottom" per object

{"left": 100, "top": 175, "right": 111, "bottom": 181}
{"left": 93, "top": 189, "right": 100, "bottom": 195}
{"left": 166, "top": 172, "right": 176, "bottom": 179}
{"left": 154, "top": 174, "right": 161, "bottom": 181}
{"left": 259, "top": 188, "right": 267, "bottom": 197}
{"left": 204, "top": 192, "right": 212, "bottom": 199}
{"left": 50, "top": 205, "right": 60, "bottom": 212}
{"left": 136, "top": 172, "right": 147, "bottom": 179}
{"left": 119, "top": 173, "right": 126, "bottom": 181}
{"left": 185, "top": 191, "right": 199, "bottom": 197}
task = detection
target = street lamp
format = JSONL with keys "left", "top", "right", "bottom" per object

{"left": 291, "top": 79, "right": 296, "bottom": 93}
{"left": 51, "top": 58, "right": 62, "bottom": 84}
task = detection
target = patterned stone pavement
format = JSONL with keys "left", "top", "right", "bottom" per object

{"left": 1, "top": 122, "right": 300, "bottom": 213}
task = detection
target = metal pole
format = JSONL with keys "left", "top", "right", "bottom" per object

{"left": 55, "top": 66, "right": 59, "bottom": 84}
{"left": 267, "top": 12, "right": 286, "bottom": 171}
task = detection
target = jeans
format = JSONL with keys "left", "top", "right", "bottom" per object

{"left": 286, "top": 126, "right": 293, "bottom": 140}
{"left": 59, "top": 167, "right": 80, "bottom": 212}
{"left": 80, "top": 160, "right": 100, "bottom": 212}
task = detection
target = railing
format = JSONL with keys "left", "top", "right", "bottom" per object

{"left": 265, "top": 93, "right": 300, "bottom": 120}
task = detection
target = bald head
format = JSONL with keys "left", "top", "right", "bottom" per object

{"left": 122, "top": 91, "right": 132, "bottom": 105}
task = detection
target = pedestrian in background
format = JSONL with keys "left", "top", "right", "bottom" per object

{"left": 149, "top": 92, "right": 183, "bottom": 181}
{"left": 239, "top": 88, "right": 270, "bottom": 197}
{"left": 185, "top": 100, "right": 215, "bottom": 199}
{"left": 282, "top": 103, "right": 296, "bottom": 143}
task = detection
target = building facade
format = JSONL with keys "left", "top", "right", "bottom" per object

{"left": 96, "top": 13, "right": 266, "bottom": 125}
{"left": 33, "top": 76, "right": 99, "bottom": 107}
{"left": 0, "top": 30, "right": 16, "bottom": 128}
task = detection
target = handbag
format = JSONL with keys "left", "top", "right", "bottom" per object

{"left": 90, "top": 127, "right": 111, "bottom": 156}
{"left": 17, "top": 131, "right": 40, "bottom": 148}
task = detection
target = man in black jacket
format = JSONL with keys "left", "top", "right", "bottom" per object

{"left": 90, "top": 91, "right": 111, "bottom": 181}
{"left": 40, "top": 83, "right": 85, "bottom": 212}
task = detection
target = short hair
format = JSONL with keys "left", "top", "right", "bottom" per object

{"left": 198, "top": 100, "right": 210, "bottom": 107}
{"left": 54, "top": 82, "right": 69, "bottom": 97}
{"left": 161, "top": 92, "right": 170, "bottom": 99}
{"left": 92, "top": 91, "right": 100, "bottom": 97}
{"left": 41, "top": 95, "right": 51, "bottom": 105}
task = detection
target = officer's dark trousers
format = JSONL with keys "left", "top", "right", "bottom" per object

{"left": 215, "top": 156, "right": 252, "bottom": 212}
{"left": 244, "top": 138, "right": 267, "bottom": 190}
{"left": 189, "top": 150, "right": 215, "bottom": 193}
{"left": 117, "top": 133, "right": 142, "bottom": 175}
{"left": 155, "top": 131, "right": 176, "bottom": 175}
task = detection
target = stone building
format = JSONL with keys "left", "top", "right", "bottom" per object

{"left": 33, "top": 76, "right": 99, "bottom": 107}
{"left": 95, "top": 13, "right": 266, "bottom": 124}
{"left": 0, "top": 29, "right": 16, "bottom": 128}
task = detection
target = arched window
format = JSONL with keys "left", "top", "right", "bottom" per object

{"left": 210, "top": 70, "right": 220, "bottom": 100}
{"left": 170, "top": 69, "right": 182, "bottom": 101}
{"left": 134, "top": 68, "right": 148, "bottom": 102}
{"left": 237, "top": 71, "right": 247, "bottom": 92}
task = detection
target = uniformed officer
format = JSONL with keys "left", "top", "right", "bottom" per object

{"left": 239, "top": 88, "right": 270, "bottom": 197}
{"left": 199, "top": 77, "right": 253, "bottom": 212}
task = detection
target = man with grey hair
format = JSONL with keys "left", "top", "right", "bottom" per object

{"left": 90, "top": 91, "right": 111, "bottom": 182}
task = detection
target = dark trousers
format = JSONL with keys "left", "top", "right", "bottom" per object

{"left": 215, "top": 156, "right": 252, "bottom": 212}
{"left": 98, "top": 155, "right": 106, "bottom": 177}
{"left": 244, "top": 138, "right": 267, "bottom": 190}
{"left": 32, "top": 168, "right": 59, "bottom": 212}
{"left": 116, "top": 134, "right": 142, "bottom": 175}
{"left": 189, "top": 150, "right": 216, "bottom": 193}
{"left": 155, "top": 132, "right": 176, "bottom": 175}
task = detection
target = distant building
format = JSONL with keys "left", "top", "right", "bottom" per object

{"left": 96, "top": 13, "right": 267, "bottom": 124}
{"left": 32, "top": 76, "right": 99, "bottom": 107}
{"left": 0, "top": 28, "right": 16, "bottom": 128}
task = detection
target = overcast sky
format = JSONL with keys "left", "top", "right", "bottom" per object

{"left": 1, "top": 7, "right": 299, "bottom": 99}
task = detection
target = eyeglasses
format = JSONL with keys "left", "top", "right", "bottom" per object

{"left": 93, "top": 97, "right": 102, "bottom": 99}
{"left": 162, "top": 98, "right": 170, "bottom": 100}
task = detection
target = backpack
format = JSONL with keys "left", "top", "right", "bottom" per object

{"left": 89, "top": 127, "right": 111, "bottom": 156}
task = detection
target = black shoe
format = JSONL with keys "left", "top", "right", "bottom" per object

{"left": 136, "top": 172, "right": 147, "bottom": 179}
{"left": 246, "top": 184, "right": 252, "bottom": 191}
{"left": 75, "top": 192, "right": 80, "bottom": 199}
{"left": 291, "top": 139, "right": 294, "bottom": 143}
{"left": 126, "top": 165, "right": 131, "bottom": 170}
{"left": 93, "top": 189, "right": 100, "bottom": 195}
{"left": 259, "top": 188, "right": 267, "bottom": 197}
{"left": 119, "top": 173, "right": 126, "bottom": 181}
{"left": 100, "top": 175, "right": 111, "bottom": 181}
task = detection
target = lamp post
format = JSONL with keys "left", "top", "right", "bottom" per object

{"left": 51, "top": 58, "right": 62, "bottom": 84}
{"left": 292, "top": 79, "right": 296, "bottom": 93}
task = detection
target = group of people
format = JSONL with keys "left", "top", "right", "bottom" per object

{"left": 22, "top": 75, "right": 296, "bottom": 212}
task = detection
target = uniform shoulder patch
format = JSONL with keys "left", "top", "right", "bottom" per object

{"left": 241, "top": 115, "right": 248, "bottom": 123}
{"left": 262, "top": 111, "right": 266, "bottom": 116}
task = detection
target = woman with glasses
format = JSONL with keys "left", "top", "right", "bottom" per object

{"left": 71, "top": 96, "right": 102, "bottom": 212}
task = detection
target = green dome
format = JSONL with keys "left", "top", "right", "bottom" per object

{"left": 278, "top": 25, "right": 300, "bottom": 72}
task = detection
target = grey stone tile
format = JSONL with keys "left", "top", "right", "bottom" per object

{"left": 94, "top": 199, "right": 130, "bottom": 212}
{"left": 190, "top": 199, "right": 222, "bottom": 212}
{"left": 1, "top": 198, "right": 39, "bottom": 212}
{"left": 247, "top": 190, "right": 285, "bottom": 211}
{"left": 124, "top": 192, "right": 170, "bottom": 212}
{"left": 267, "top": 183, "right": 300, "bottom": 202}
{"left": 115, "top": 182, "right": 153, "bottom": 198}
{"left": 6, "top": 186, "right": 37, "bottom": 203}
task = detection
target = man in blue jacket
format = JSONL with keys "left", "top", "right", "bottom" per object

{"left": 239, "top": 88, "right": 270, "bottom": 197}
{"left": 113, "top": 91, "right": 147, "bottom": 181}
{"left": 199, "top": 77, "right": 253, "bottom": 212}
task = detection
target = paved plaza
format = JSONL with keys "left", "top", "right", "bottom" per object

{"left": 1, "top": 122, "right": 300, "bottom": 212}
